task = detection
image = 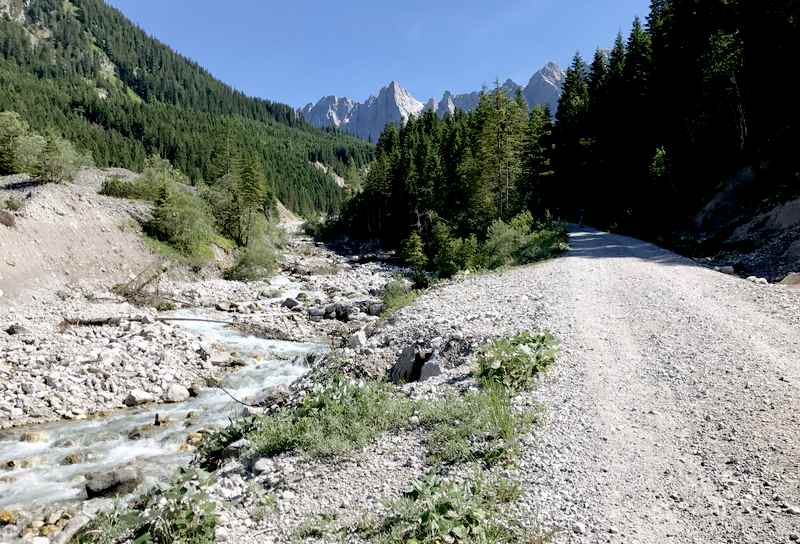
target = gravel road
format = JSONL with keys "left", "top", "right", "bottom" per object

{"left": 388, "top": 228, "right": 800, "bottom": 543}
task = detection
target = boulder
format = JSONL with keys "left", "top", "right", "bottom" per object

{"left": 251, "top": 457, "right": 272, "bottom": 475}
{"left": 349, "top": 330, "right": 368, "bottom": 349}
{"left": 389, "top": 345, "right": 440, "bottom": 384}
{"left": 716, "top": 265, "right": 735, "bottom": 275}
{"left": 123, "top": 389, "right": 154, "bottom": 407}
{"left": 367, "top": 303, "right": 385, "bottom": 317}
{"left": 281, "top": 298, "right": 300, "bottom": 310}
{"left": 0, "top": 210, "right": 14, "bottom": 228}
{"left": 85, "top": 466, "right": 142, "bottom": 498}
{"left": 4, "top": 324, "right": 31, "bottom": 336}
{"left": 780, "top": 272, "right": 800, "bottom": 286}
{"left": 419, "top": 360, "right": 442, "bottom": 381}
{"left": 162, "top": 384, "right": 190, "bottom": 403}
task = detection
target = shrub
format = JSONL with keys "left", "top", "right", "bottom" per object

{"left": 223, "top": 244, "right": 277, "bottom": 281}
{"left": 2, "top": 196, "right": 22, "bottom": 211}
{"left": 475, "top": 332, "right": 557, "bottom": 393}
{"left": 34, "top": 134, "right": 85, "bottom": 183}
{"left": 235, "top": 377, "right": 414, "bottom": 459}
{"left": 99, "top": 175, "right": 140, "bottom": 199}
{"left": 400, "top": 231, "right": 428, "bottom": 271}
{"left": 381, "top": 278, "right": 418, "bottom": 317}
{"left": 418, "top": 384, "right": 532, "bottom": 466}
{"left": 482, "top": 212, "right": 568, "bottom": 269}
{"left": 145, "top": 183, "right": 216, "bottom": 260}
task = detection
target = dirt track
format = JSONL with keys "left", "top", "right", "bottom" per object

{"left": 390, "top": 228, "right": 800, "bottom": 543}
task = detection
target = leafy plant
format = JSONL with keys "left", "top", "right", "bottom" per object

{"left": 74, "top": 468, "right": 217, "bottom": 544}
{"left": 362, "top": 474, "right": 521, "bottom": 544}
{"left": 475, "top": 332, "right": 558, "bottom": 393}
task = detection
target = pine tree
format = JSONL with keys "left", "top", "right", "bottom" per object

{"left": 238, "top": 156, "right": 266, "bottom": 247}
{"left": 556, "top": 53, "right": 590, "bottom": 133}
{"left": 519, "top": 105, "right": 554, "bottom": 214}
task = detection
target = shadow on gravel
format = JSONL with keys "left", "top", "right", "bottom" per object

{"left": 1, "top": 179, "right": 48, "bottom": 191}
{"left": 566, "top": 229, "right": 698, "bottom": 268}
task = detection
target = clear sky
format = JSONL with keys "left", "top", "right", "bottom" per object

{"left": 106, "top": 0, "right": 651, "bottom": 108}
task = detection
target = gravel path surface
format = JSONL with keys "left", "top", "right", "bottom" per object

{"left": 386, "top": 228, "right": 800, "bottom": 543}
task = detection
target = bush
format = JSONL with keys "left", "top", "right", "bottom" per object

{"left": 145, "top": 182, "right": 216, "bottom": 260}
{"left": 1, "top": 112, "right": 89, "bottom": 178}
{"left": 34, "top": 134, "right": 86, "bottom": 183}
{"left": 99, "top": 176, "right": 140, "bottom": 199}
{"left": 223, "top": 244, "right": 277, "bottom": 281}
{"left": 475, "top": 332, "right": 558, "bottom": 393}
{"left": 482, "top": 212, "right": 568, "bottom": 269}
{"left": 381, "top": 278, "right": 419, "bottom": 317}
{"left": 234, "top": 377, "right": 415, "bottom": 459}
{"left": 400, "top": 231, "right": 428, "bottom": 271}
{"left": 418, "top": 384, "right": 532, "bottom": 466}
{"left": 2, "top": 196, "right": 22, "bottom": 211}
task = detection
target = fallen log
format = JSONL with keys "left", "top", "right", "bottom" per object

{"left": 58, "top": 316, "right": 234, "bottom": 330}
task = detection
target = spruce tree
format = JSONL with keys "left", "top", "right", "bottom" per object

{"left": 238, "top": 156, "right": 266, "bottom": 247}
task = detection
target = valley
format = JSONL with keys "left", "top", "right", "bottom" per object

{"left": 1, "top": 0, "right": 799, "bottom": 542}
{"left": 2, "top": 169, "right": 799, "bottom": 543}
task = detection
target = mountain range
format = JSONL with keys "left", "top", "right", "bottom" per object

{"left": 299, "top": 63, "right": 564, "bottom": 142}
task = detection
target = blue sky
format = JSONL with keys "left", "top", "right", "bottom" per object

{"left": 106, "top": 0, "right": 650, "bottom": 108}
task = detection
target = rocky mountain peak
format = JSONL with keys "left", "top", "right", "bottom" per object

{"left": 299, "top": 63, "right": 564, "bottom": 141}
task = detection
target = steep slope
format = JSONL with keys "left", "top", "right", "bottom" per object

{"left": 0, "top": 169, "right": 157, "bottom": 302}
{"left": 300, "top": 63, "right": 564, "bottom": 140}
{"left": 0, "top": 0, "right": 373, "bottom": 215}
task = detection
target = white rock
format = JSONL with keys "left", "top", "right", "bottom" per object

{"left": 162, "top": 384, "right": 190, "bottom": 403}
{"left": 123, "top": 389, "right": 154, "bottom": 407}
{"left": 349, "top": 330, "right": 367, "bottom": 349}
{"left": 252, "top": 458, "right": 272, "bottom": 475}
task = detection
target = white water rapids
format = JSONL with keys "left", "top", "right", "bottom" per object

{"left": 0, "top": 307, "right": 325, "bottom": 511}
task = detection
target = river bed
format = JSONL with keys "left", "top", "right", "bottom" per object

{"left": 0, "top": 312, "right": 325, "bottom": 512}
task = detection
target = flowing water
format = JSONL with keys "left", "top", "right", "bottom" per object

{"left": 0, "top": 308, "right": 325, "bottom": 512}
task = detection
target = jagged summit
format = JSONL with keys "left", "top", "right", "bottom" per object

{"left": 299, "top": 63, "right": 564, "bottom": 141}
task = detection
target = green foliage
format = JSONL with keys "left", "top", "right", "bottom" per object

{"left": 1, "top": 111, "right": 87, "bottom": 178}
{"left": 197, "top": 417, "right": 257, "bottom": 471}
{"left": 74, "top": 468, "right": 217, "bottom": 544}
{"left": 381, "top": 278, "right": 419, "bottom": 317}
{"left": 34, "top": 132, "right": 85, "bottom": 183}
{"left": 475, "top": 332, "right": 558, "bottom": 393}
{"left": 144, "top": 181, "right": 216, "bottom": 261}
{"left": 241, "top": 377, "right": 415, "bottom": 459}
{"left": 400, "top": 231, "right": 428, "bottom": 271}
{"left": 361, "top": 474, "right": 523, "bottom": 544}
{"left": 2, "top": 195, "right": 22, "bottom": 211}
{"left": 223, "top": 244, "right": 277, "bottom": 281}
{"left": 418, "top": 384, "right": 532, "bottom": 467}
{"left": 482, "top": 212, "right": 568, "bottom": 270}
{"left": 99, "top": 175, "right": 137, "bottom": 198}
